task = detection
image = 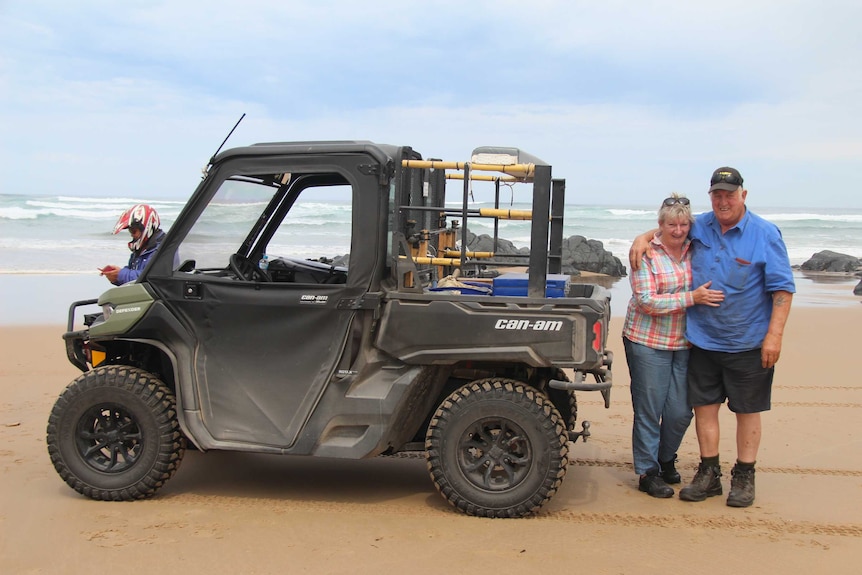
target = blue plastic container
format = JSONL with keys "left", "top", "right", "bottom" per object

{"left": 492, "top": 272, "right": 569, "bottom": 298}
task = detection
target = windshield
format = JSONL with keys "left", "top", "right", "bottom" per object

{"left": 178, "top": 173, "right": 353, "bottom": 272}
{"left": 179, "top": 177, "right": 276, "bottom": 270}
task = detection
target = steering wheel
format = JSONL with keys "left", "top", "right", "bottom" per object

{"left": 229, "top": 253, "right": 271, "bottom": 282}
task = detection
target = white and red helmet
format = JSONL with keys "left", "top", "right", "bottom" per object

{"left": 113, "top": 204, "right": 160, "bottom": 251}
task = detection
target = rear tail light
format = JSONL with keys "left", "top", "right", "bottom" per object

{"left": 592, "top": 321, "right": 603, "bottom": 354}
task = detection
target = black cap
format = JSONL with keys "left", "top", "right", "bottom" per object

{"left": 709, "top": 167, "right": 744, "bottom": 192}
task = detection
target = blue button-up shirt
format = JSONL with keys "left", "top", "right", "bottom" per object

{"left": 686, "top": 209, "right": 795, "bottom": 352}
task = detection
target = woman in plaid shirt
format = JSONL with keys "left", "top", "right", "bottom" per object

{"left": 623, "top": 194, "right": 724, "bottom": 498}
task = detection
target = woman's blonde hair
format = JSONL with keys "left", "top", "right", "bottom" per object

{"left": 658, "top": 192, "right": 693, "bottom": 225}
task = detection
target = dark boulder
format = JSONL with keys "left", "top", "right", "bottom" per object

{"left": 465, "top": 231, "right": 529, "bottom": 262}
{"left": 800, "top": 250, "right": 861, "bottom": 273}
{"left": 561, "top": 235, "right": 627, "bottom": 277}
{"left": 464, "top": 230, "right": 627, "bottom": 277}
{"left": 855, "top": 279, "right": 862, "bottom": 296}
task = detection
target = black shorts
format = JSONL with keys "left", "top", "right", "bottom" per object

{"left": 687, "top": 346, "right": 774, "bottom": 413}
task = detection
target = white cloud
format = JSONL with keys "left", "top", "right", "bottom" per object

{"left": 2, "top": 0, "right": 861, "bottom": 206}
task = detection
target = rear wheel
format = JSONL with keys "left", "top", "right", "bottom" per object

{"left": 425, "top": 378, "right": 568, "bottom": 518}
{"left": 46, "top": 365, "right": 186, "bottom": 501}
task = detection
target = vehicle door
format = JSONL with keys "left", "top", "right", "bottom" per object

{"left": 147, "top": 155, "right": 381, "bottom": 448}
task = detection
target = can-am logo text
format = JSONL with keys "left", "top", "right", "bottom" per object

{"left": 300, "top": 294, "right": 329, "bottom": 304}
{"left": 494, "top": 319, "right": 563, "bottom": 331}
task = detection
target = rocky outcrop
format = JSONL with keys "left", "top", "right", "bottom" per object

{"left": 800, "top": 250, "right": 861, "bottom": 273}
{"left": 334, "top": 230, "right": 629, "bottom": 278}
{"left": 464, "top": 232, "right": 529, "bottom": 262}
{"left": 464, "top": 230, "right": 627, "bottom": 277}
{"left": 799, "top": 250, "right": 862, "bottom": 297}
{"left": 560, "top": 235, "right": 627, "bottom": 277}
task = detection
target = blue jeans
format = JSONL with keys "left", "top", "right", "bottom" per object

{"left": 623, "top": 337, "right": 693, "bottom": 475}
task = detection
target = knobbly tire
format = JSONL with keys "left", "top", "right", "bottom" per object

{"left": 46, "top": 365, "right": 186, "bottom": 501}
{"left": 425, "top": 378, "right": 569, "bottom": 518}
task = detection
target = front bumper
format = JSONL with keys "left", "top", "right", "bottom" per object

{"left": 63, "top": 298, "right": 100, "bottom": 372}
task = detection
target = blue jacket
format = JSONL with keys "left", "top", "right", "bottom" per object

{"left": 114, "top": 230, "right": 166, "bottom": 285}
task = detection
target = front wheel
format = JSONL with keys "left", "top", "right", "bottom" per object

{"left": 46, "top": 366, "right": 186, "bottom": 501}
{"left": 425, "top": 378, "right": 568, "bottom": 518}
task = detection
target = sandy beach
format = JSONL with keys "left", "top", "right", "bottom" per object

{"left": 1, "top": 287, "right": 861, "bottom": 574}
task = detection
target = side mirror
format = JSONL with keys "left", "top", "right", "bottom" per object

{"left": 178, "top": 259, "right": 196, "bottom": 272}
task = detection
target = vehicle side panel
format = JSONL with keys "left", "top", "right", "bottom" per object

{"left": 375, "top": 294, "right": 606, "bottom": 370}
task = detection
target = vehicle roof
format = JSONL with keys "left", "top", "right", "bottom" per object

{"left": 212, "top": 140, "right": 411, "bottom": 165}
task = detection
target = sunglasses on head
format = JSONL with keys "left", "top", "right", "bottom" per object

{"left": 663, "top": 197, "right": 690, "bottom": 207}
{"left": 710, "top": 171, "right": 743, "bottom": 186}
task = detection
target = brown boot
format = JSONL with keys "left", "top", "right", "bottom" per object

{"left": 726, "top": 464, "right": 755, "bottom": 508}
{"left": 679, "top": 462, "right": 722, "bottom": 502}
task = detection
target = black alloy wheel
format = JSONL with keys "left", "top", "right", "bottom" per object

{"left": 46, "top": 365, "right": 186, "bottom": 501}
{"left": 425, "top": 378, "right": 568, "bottom": 518}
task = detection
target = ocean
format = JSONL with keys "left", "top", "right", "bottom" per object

{"left": 1, "top": 193, "right": 861, "bottom": 323}
{"left": 2, "top": 193, "right": 861, "bottom": 273}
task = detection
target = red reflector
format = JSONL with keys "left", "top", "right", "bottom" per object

{"left": 592, "top": 322, "right": 602, "bottom": 354}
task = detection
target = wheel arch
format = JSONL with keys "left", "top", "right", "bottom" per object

{"left": 99, "top": 338, "right": 176, "bottom": 388}
{"left": 90, "top": 301, "right": 200, "bottom": 446}
{"left": 410, "top": 363, "right": 571, "bottom": 445}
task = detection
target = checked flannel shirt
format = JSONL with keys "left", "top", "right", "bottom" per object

{"left": 622, "top": 234, "right": 695, "bottom": 351}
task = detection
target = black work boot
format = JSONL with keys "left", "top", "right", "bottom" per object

{"left": 639, "top": 471, "right": 674, "bottom": 498}
{"left": 726, "top": 464, "right": 756, "bottom": 508}
{"left": 659, "top": 455, "right": 681, "bottom": 484}
{"left": 679, "top": 462, "right": 722, "bottom": 502}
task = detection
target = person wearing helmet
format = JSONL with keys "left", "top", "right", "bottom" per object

{"left": 99, "top": 204, "right": 166, "bottom": 285}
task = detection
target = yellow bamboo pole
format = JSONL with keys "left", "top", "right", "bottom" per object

{"left": 445, "top": 173, "right": 520, "bottom": 182}
{"left": 477, "top": 208, "right": 533, "bottom": 220}
{"left": 441, "top": 250, "right": 494, "bottom": 259}
{"left": 400, "top": 256, "right": 462, "bottom": 267}
{"left": 402, "top": 159, "right": 534, "bottom": 178}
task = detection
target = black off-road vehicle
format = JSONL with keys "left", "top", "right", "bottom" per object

{"left": 48, "top": 141, "right": 613, "bottom": 517}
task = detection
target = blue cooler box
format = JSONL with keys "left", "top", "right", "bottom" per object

{"left": 492, "top": 272, "right": 570, "bottom": 298}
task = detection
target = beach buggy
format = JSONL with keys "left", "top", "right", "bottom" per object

{"left": 48, "top": 141, "right": 613, "bottom": 517}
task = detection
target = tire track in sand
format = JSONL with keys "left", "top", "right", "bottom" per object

{"left": 533, "top": 510, "right": 862, "bottom": 538}
{"left": 568, "top": 458, "right": 862, "bottom": 477}
{"left": 170, "top": 491, "right": 862, "bottom": 538}
{"left": 772, "top": 401, "right": 861, "bottom": 408}
{"left": 577, "top": 399, "right": 861, "bottom": 408}
{"left": 774, "top": 385, "right": 862, "bottom": 391}
{"left": 609, "top": 385, "right": 862, "bottom": 391}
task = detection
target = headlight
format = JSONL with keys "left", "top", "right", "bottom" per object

{"left": 101, "top": 303, "right": 115, "bottom": 321}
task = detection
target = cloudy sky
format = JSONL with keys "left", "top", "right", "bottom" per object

{"left": 2, "top": 0, "right": 861, "bottom": 207}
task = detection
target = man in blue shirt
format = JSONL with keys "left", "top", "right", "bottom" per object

{"left": 630, "top": 167, "right": 794, "bottom": 507}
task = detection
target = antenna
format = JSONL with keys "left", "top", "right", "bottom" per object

{"left": 203, "top": 113, "right": 246, "bottom": 177}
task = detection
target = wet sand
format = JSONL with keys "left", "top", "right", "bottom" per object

{"left": 1, "top": 298, "right": 861, "bottom": 573}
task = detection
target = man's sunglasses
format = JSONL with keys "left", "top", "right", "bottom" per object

{"left": 711, "top": 171, "right": 743, "bottom": 186}
{"left": 663, "top": 197, "right": 690, "bottom": 207}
